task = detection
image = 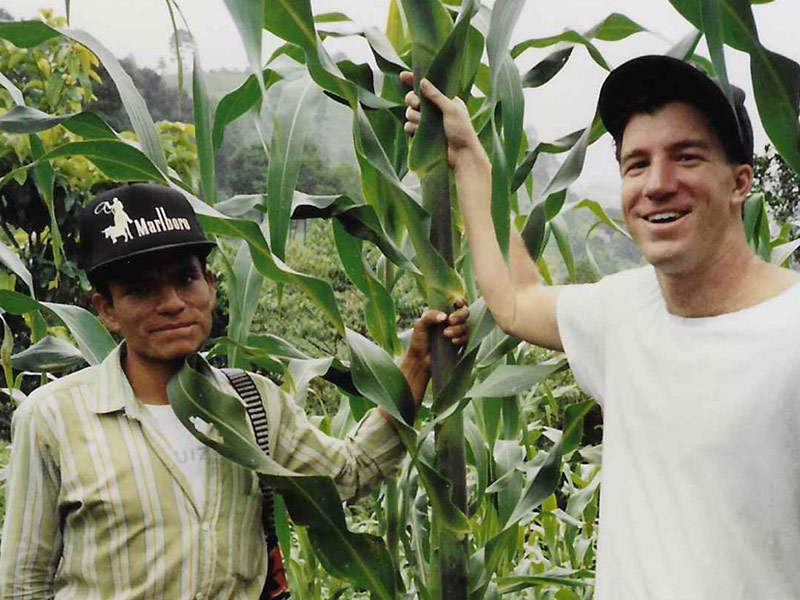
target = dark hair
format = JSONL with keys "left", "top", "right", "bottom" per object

{"left": 89, "top": 248, "right": 210, "bottom": 302}
{"left": 611, "top": 93, "right": 745, "bottom": 167}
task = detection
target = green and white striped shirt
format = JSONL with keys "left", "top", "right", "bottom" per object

{"left": 0, "top": 345, "right": 404, "bottom": 599}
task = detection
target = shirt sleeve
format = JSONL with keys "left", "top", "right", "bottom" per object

{"left": 254, "top": 375, "right": 405, "bottom": 501}
{"left": 0, "top": 399, "right": 62, "bottom": 600}
{"left": 556, "top": 281, "right": 610, "bottom": 406}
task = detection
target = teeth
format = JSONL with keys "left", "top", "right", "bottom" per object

{"left": 647, "top": 211, "right": 686, "bottom": 223}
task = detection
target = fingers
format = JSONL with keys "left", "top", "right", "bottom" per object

{"left": 399, "top": 70, "right": 414, "bottom": 87}
{"left": 415, "top": 308, "right": 448, "bottom": 331}
{"left": 419, "top": 78, "right": 449, "bottom": 111}
{"left": 443, "top": 299, "right": 470, "bottom": 346}
{"left": 404, "top": 89, "right": 421, "bottom": 135}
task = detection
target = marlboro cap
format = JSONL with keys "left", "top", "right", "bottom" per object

{"left": 78, "top": 183, "right": 216, "bottom": 274}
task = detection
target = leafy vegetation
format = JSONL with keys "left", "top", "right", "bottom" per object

{"left": 0, "top": 1, "right": 798, "bottom": 599}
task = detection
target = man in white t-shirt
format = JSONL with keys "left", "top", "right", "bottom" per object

{"left": 402, "top": 55, "right": 800, "bottom": 598}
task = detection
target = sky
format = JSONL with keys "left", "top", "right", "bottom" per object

{"left": 3, "top": 0, "right": 799, "bottom": 202}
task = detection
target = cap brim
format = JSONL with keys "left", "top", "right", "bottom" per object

{"left": 87, "top": 240, "right": 217, "bottom": 274}
{"left": 598, "top": 55, "right": 747, "bottom": 161}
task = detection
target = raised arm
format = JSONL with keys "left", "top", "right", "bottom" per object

{"left": 401, "top": 74, "right": 563, "bottom": 350}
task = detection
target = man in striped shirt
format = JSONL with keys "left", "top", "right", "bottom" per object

{"left": 0, "top": 184, "right": 469, "bottom": 599}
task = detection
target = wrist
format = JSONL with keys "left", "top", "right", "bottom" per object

{"left": 453, "top": 141, "right": 491, "bottom": 175}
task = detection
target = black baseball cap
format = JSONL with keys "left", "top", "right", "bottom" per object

{"left": 79, "top": 183, "right": 216, "bottom": 274}
{"left": 598, "top": 55, "right": 754, "bottom": 166}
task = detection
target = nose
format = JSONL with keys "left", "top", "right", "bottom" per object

{"left": 155, "top": 283, "right": 186, "bottom": 314}
{"left": 643, "top": 157, "right": 678, "bottom": 200}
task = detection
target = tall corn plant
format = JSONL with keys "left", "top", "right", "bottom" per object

{"left": 1, "top": 0, "right": 800, "bottom": 598}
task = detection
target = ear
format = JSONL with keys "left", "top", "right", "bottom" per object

{"left": 92, "top": 292, "right": 121, "bottom": 333}
{"left": 730, "top": 163, "right": 754, "bottom": 211}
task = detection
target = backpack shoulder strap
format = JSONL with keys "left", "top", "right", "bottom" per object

{"left": 221, "top": 368, "right": 291, "bottom": 600}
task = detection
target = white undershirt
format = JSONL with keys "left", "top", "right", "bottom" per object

{"left": 143, "top": 403, "right": 209, "bottom": 510}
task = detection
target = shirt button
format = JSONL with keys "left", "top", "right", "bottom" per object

{"left": 195, "top": 594, "right": 204, "bottom": 600}
{"left": 201, "top": 523, "right": 209, "bottom": 532}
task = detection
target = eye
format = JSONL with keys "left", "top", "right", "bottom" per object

{"left": 173, "top": 268, "right": 200, "bottom": 287}
{"left": 624, "top": 160, "right": 648, "bottom": 175}
{"left": 123, "top": 280, "right": 151, "bottom": 296}
{"left": 677, "top": 153, "right": 702, "bottom": 163}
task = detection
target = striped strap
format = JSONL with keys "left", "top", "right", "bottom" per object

{"left": 222, "top": 369, "right": 290, "bottom": 599}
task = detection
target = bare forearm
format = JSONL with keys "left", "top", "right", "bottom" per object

{"left": 453, "top": 151, "right": 521, "bottom": 332}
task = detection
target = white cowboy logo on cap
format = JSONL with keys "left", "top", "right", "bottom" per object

{"left": 94, "top": 198, "right": 133, "bottom": 244}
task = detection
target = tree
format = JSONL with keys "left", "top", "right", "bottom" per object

{"left": 0, "top": 2, "right": 799, "bottom": 599}
{"left": 753, "top": 144, "right": 800, "bottom": 225}
{"left": 89, "top": 56, "right": 193, "bottom": 129}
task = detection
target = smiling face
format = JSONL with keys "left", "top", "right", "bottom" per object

{"left": 619, "top": 101, "right": 753, "bottom": 276}
{"left": 92, "top": 251, "right": 216, "bottom": 367}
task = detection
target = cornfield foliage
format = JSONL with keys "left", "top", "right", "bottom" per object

{"left": 0, "top": 1, "right": 798, "bottom": 599}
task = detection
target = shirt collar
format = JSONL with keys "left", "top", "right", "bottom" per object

{"left": 90, "top": 343, "right": 144, "bottom": 420}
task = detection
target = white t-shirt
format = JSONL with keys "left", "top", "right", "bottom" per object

{"left": 143, "top": 403, "right": 210, "bottom": 510}
{"left": 557, "top": 266, "right": 800, "bottom": 600}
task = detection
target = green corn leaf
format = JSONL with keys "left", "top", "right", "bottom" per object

{"left": 210, "top": 335, "right": 359, "bottom": 396}
{"left": 521, "top": 47, "right": 573, "bottom": 88}
{"left": 61, "top": 112, "right": 118, "bottom": 139}
{"left": 0, "top": 140, "right": 168, "bottom": 191}
{"left": 0, "top": 70, "right": 25, "bottom": 106}
{"left": 505, "top": 399, "right": 594, "bottom": 527}
{"left": 551, "top": 219, "right": 576, "bottom": 283}
{"left": 167, "top": 353, "right": 399, "bottom": 599}
{"left": 11, "top": 335, "right": 86, "bottom": 372}
{"left": 521, "top": 202, "right": 547, "bottom": 261}
{"left": 467, "top": 359, "right": 567, "bottom": 398}
{"left": 268, "top": 75, "right": 324, "bottom": 261}
{"left": 486, "top": 0, "right": 526, "bottom": 85}
{"left": 667, "top": 29, "right": 704, "bottom": 60}
{"left": 62, "top": 26, "right": 168, "bottom": 172}
{"left": 496, "top": 570, "right": 594, "bottom": 594}
{"left": 701, "top": 0, "right": 734, "bottom": 102}
{"left": 264, "top": 0, "right": 398, "bottom": 111}
{"left": 191, "top": 208, "right": 345, "bottom": 336}
{"left": 192, "top": 53, "right": 216, "bottom": 205}
{"left": 538, "top": 116, "right": 596, "bottom": 200}
{"left": 386, "top": 0, "right": 411, "bottom": 56}
{"left": 400, "top": 0, "right": 454, "bottom": 75}
{"left": 0, "top": 105, "right": 74, "bottom": 134}
{"left": 29, "top": 134, "right": 63, "bottom": 277}
{"left": 345, "top": 329, "right": 470, "bottom": 535}
{"left": 345, "top": 328, "right": 414, "bottom": 427}
{"left": 223, "top": 0, "right": 266, "bottom": 102}
{"left": 512, "top": 117, "right": 607, "bottom": 193}
{"left": 334, "top": 224, "right": 401, "bottom": 355}
{"left": 0, "top": 237, "right": 33, "bottom": 295}
{"left": 512, "top": 13, "right": 646, "bottom": 58}
{"left": 407, "top": 0, "right": 477, "bottom": 175}
{"left": 669, "top": 0, "right": 800, "bottom": 173}
{"left": 0, "top": 315, "right": 14, "bottom": 401}
{"left": 490, "top": 120, "right": 512, "bottom": 257}
{"left": 593, "top": 13, "right": 647, "bottom": 41}
{"left": 211, "top": 57, "right": 302, "bottom": 153}
{"left": 316, "top": 20, "right": 410, "bottom": 74}
{"left": 291, "top": 193, "right": 420, "bottom": 274}
{"left": 225, "top": 241, "right": 265, "bottom": 369}
{"left": 569, "top": 199, "right": 631, "bottom": 239}
{"left": 514, "top": 13, "right": 646, "bottom": 88}
{"left": 212, "top": 74, "right": 261, "bottom": 153}
{"left": 0, "top": 290, "right": 115, "bottom": 365}
{"left": 353, "top": 108, "right": 463, "bottom": 308}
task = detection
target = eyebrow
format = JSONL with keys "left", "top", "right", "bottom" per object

{"left": 620, "top": 139, "right": 712, "bottom": 164}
